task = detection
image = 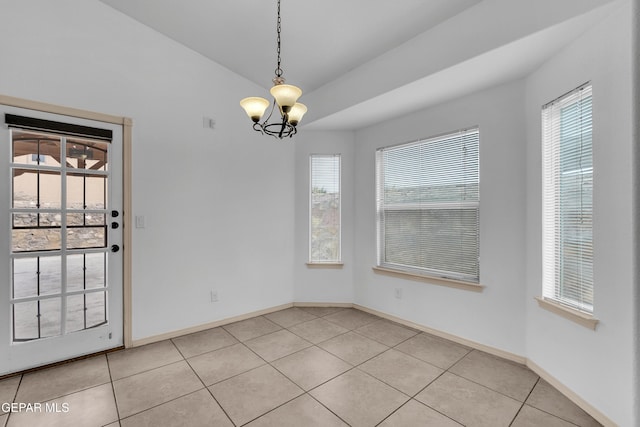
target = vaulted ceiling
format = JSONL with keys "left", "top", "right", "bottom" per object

{"left": 99, "top": 0, "right": 619, "bottom": 130}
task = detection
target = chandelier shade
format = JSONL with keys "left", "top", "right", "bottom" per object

{"left": 287, "top": 103, "right": 307, "bottom": 126}
{"left": 239, "top": 0, "right": 306, "bottom": 139}
{"left": 269, "top": 84, "right": 302, "bottom": 112}
{"left": 240, "top": 97, "right": 270, "bottom": 122}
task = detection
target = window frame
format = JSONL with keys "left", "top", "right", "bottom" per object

{"left": 308, "top": 154, "right": 342, "bottom": 265}
{"left": 375, "top": 127, "right": 480, "bottom": 284}
{"left": 541, "top": 82, "right": 594, "bottom": 315}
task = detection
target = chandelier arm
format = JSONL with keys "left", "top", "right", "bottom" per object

{"left": 260, "top": 99, "right": 278, "bottom": 126}
{"left": 252, "top": 122, "right": 264, "bottom": 134}
{"left": 278, "top": 113, "right": 288, "bottom": 138}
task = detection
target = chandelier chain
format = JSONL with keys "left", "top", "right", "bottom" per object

{"left": 275, "top": 0, "right": 283, "bottom": 77}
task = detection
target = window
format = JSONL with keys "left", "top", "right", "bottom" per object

{"left": 309, "top": 154, "right": 341, "bottom": 263}
{"left": 542, "top": 83, "right": 593, "bottom": 313}
{"left": 376, "top": 128, "right": 480, "bottom": 282}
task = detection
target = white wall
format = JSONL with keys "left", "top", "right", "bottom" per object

{"left": 0, "top": 0, "right": 296, "bottom": 341}
{"left": 293, "top": 131, "right": 355, "bottom": 303}
{"left": 524, "top": 2, "right": 635, "bottom": 425}
{"left": 353, "top": 80, "right": 528, "bottom": 356}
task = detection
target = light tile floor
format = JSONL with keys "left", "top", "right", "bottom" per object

{"left": 0, "top": 307, "right": 603, "bottom": 426}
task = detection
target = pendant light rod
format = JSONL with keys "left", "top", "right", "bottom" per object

{"left": 275, "top": 0, "right": 283, "bottom": 79}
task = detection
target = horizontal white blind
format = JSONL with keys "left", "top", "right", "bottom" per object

{"left": 310, "top": 154, "right": 341, "bottom": 262}
{"left": 542, "top": 83, "right": 593, "bottom": 313}
{"left": 376, "top": 128, "right": 479, "bottom": 282}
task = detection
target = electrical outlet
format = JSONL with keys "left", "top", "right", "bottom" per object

{"left": 210, "top": 290, "right": 219, "bottom": 302}
{"left": 394, "top": 288, "right": 402, "bottom": 299}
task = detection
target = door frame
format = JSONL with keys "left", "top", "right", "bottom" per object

{"left": 0, "top": 94, "right": 133, "bottom": 349}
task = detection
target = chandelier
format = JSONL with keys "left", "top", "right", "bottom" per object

{"left": 240, "top": 0, "right": 307, "bottom": 139}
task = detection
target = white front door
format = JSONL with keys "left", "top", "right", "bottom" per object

{"left": 0, "top": 106, "right": 123, "bottom": 375}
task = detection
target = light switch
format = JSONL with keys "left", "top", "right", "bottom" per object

{"left": 135, "top": 215, "right": 145, "bottom": 228}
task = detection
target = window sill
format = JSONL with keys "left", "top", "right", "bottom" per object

{"left": 306, "top": 262, "right": 344, "bottom": 269}
{"left": 372, "top": 266, "right": 484, "bottom": 292}
{"left": 535, "top": 297, "right": 599, "bottom": 330}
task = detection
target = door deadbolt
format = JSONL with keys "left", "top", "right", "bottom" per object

{"left": 111, "top": 222, "right": 119, "bottom": 229}
{"left": 111, "top": 244, "right": 120, "bottom": 253}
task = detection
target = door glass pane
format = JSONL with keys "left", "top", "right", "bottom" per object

{"left": 13, "top": 301, "right": 39, "bottom": 341}
{"left": 12, "top": 297, "right": 61, "bottom": 341}
{"left": 12, "top": 169, "right": 61, "bottom": 209}
{"left": 39, "top": 171, "right": 62, "bottom": 209}
{"left": 39, "top": 256, "right": 62, "bottom": 295}
{"left": 12, "top": 256, "right": 62, "bottom": 297}
{"left": 86, "top": 291, "right": 107, "bottom": 328}
{"left": 67, "top": 253, "right": 106, "bottom": 292}
{"left": 11, "top": 137, "right": 38, "bottom": 165}
{"left": 12, "top": 213, "right": 37, "bottom": 228}
{"left": 86, "top": 253, "right": 106, "bottom": 289}
{"left": 67, "top": 254, "right": 84, "bottom": 292}
{"left": 66, "top": 294, "right": 85, "bottom": 333}
{"left": 13, "top": 258, "right": 38, "bottom": 299}
{"left": 67, "top": 174, "right": 106, "bottom": 210}
{"left": 66, "top": 138, "right": 109, "bottom": 171}
{"left": 12, "top": 169, "right": 37, "bottom": 208}
{"left": 66, "top": 291, "right": 107, "bottom": 333}
{"left": 12, "top": 228, "right": 61, "bottom": 252}
{"left": 67, "top": 227, "right": 106, "bottom": 249}
{"left": 40, "top": 298, "right": 61, "bottom": 338}
{"left": 66, "top": 213, "right": 106, "bottom": 226}
{"left": 12, "top": 131, "right": 61, "bottom": 166}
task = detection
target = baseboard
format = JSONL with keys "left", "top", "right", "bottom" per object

{"left": 130, "top": 303, "right": 293, "bottom": 347}
{"left": 293, "top": 301, "right": 353, "bottom": 308}
{"left": 353, "top": 304, "right": 526, "bottom": 364}
{"left": 526, "top": 359, "right": 616, "bottom": 427}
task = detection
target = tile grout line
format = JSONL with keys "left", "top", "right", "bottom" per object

{"left": 515, "top": 378, "right": 591, "bottom": 427}
{"left": 105, "top": 352, "right": 122, "bottom": 424}
{"left": 178, "top": 338, "right": 235, "bottom": 426}
{"left": 3, "top": 374, "right": 24, "bottom": 427}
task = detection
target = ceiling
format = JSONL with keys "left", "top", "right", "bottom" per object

{"left": 99, "top": 0, "right": 619, "bottom": 130}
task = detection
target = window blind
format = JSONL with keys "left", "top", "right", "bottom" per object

{"left": 542, "top": 83, "right": 593, "bottom": 313}
{"left": 310, "top": 154, "right": 341, "bottom": 263}
{"left": 376, "top": 128, "right": 479, "bottom": 282}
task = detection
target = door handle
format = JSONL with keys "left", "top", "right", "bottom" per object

{"left": 111, "top": 244, "right": 120, "bottom": 253}
{"left": 111, "top": 222, "right": 119, "bottom": 229}
{"left": 111, "top": 210, "right": 119, "bottom": 218}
